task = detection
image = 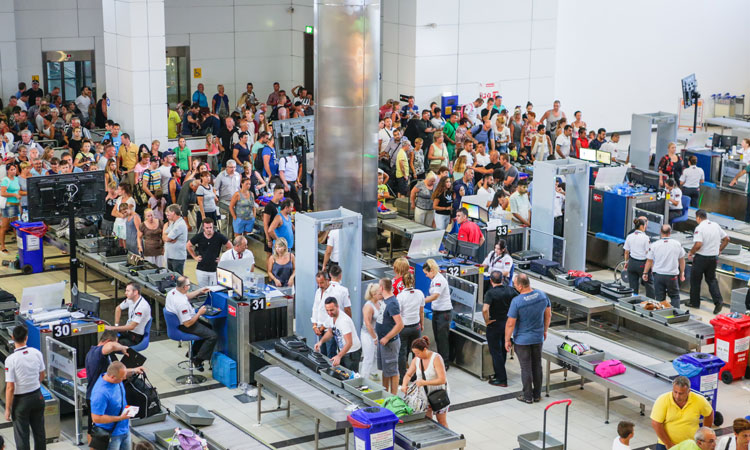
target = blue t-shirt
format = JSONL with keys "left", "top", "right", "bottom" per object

{"left": 85, "top": 346, "right": 114, "bottom": 399}
{"left": 102, "top": 133, "right": 122, "bottom": 154}
{"left": 507, "top": 289, "right": 550, "bottom": 345}
{"left": 375, "top": 296, "right": 401, "bottom": 341}
{"left": 192, "top": 91, "right": 208, "bottom": 108}
{"left": 261, "top": 146, "right": 278, "bottom": 178}
{"left": 90, "top": 376, "right": 129, "bottom": 436}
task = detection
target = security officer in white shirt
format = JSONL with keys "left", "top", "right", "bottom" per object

{"left": 106, "top": 282, "right": 152, "bottom": 347}
{"left": 165, "top": 277, "right": 213, "bottom": 370}
{"left": 396, "top": 272, "right": 425, "bottom": 380}
{"left": 423, "top": 259, "right": 453, "bottom": 368}
{"left": 311, "top": 271, "right": 336, "bottom": 357}
{"left": 623, "top": 218, "right": 654, "bottom": 297}
{"left": 643, "top": 225, "right": 686, "bottom": 308}
{"left": 665, "top": 178, "right": 684, "bottom": 222}
{"left": 322, "top": 229, "right": 340, "bottom": 270}
{"left": 553, "top": 179, "right": 566, "bottom": 237}
{"left": 328, "top": 264, "right": 352, "bottom": 317}
{"left": 482, "top": 240, "right": 514, "bottom": 282}
{"left": 687, "top": 209, "right": 730, "bottom": 313}
{"left": 219, "top": 235, "right": 255, "bottom": 271}
{"left": 4, "top": 325, "right": 46, "bottom": 450}
{"left": 679, "top": 155, "right": 704, "bottom": 207}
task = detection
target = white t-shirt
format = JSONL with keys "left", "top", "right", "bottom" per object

{"left": 495, "top": 126, "right": 510, "bottom": 144}
{"left": 159, "top": 165, "right": 173, "bottom": 187}
{"left": 624, "top": 230, "right": 650, "bottom": 260}
{"left": 668, "top": 187, "right": 683, "bottom": 210}
{"left": 278, "top": 156, "right": 299, "bottom": 183}
{"left": 219, "top": 248, "right": 255, "bottom": 265}
{"left": 475, "top": 152, "right": 491, "bottom": 167}
{"left": 378, "top": 128, "right": 394, "bottom": 154}
{"left": 397, "top": 288, "right": 425, "bottom": 326}
{"left": 716, "top": 435, "right": 736, "bottom": 450}
{"left": 327, "top": 281, "right": 352, "bottom": 309}
{"left": 459, "top": 149, "right": 474, "bottom": 167}
{"left": 118, "top": 296, "right": 152, "bottom": 335}
{"left": 680, "top": 165, "right": 704, "bottom": 188}
{"left": 693, "top": 220, "right": 727, "bottom": 256}
{"left": 327, "top": 229, "right": 340, "bottom": 263}
{"left": 611, "top": 437, "right": 630, "bottom": 450}
{"left": 647, "top": 238, "right": 685, "bottom": 275}
{"left": 4, "top": 346, "right": 45, "bottom": 394}
{"left": 75, "top": 95, "right": 92, "bottom": 119}
{"left": 477, "top": 186, "right": 495, "bottom": 207}
{"left": 553, "top": 192, "right": 565, "bottom": 218}
{"left": 165, "top": 288, "right": 194, "bottom": 324}
{"left": 429, "top": 273, "right": 452, "bottom": 311}
{"left": 555, "top": 134, "right": 571, "bottom": 158}
{"left": 510, "top": 192, "right": 531, "bottom": 223}
{"left": 324, "top": 311, "right": 361, "bottom": 353}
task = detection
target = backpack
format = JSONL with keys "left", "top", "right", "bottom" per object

{"left": 254, "top": 145, "right": 267, "bottom": 173}
{"left": 124, "top": 372, "right": 161, "bottom": 419}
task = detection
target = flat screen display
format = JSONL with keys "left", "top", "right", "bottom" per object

{"left": 579, "top": 148, "right": 596, "bottom": 162}
{"left": 596, "top": 151, "right": 612, "bottom": 165}
{"left": 216, "top": 267, "right": 233, "bottom": 289}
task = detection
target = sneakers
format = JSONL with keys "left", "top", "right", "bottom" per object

{"left": 533, "top": 397, "right": 541, "bottom": 403}
{"left": 489, "top": 378, "right": 507, "bottom": 387}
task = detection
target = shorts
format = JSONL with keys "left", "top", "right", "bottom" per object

{"left": 396, "top": 177, "right": 408, "bottom": 196}
{"left": 377, "top": 337, "right": 401, "bottom": 378}
{"left": 233, "top": 217, "right": 255, "bottom": 234}
{"left": 1, "top": 204, "right": 19, "bottom": 219}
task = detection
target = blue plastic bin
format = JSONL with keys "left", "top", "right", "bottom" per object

{"left": 673, "top": 352, "right": 725, "bottom": 425}
{"left": 11, "top": 221, "right": 47, "bottom": 274}
{"left": 348, "top": 407, "right": 399, "bottom": 450}
{"left": 211, "top": 352, "right": 237, "bottom": 388}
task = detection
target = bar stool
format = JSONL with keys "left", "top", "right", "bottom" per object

{"left": 164, "top": 311, "right": 206, "bottom": 385}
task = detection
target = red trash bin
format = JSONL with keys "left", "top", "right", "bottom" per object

{"left": 710, "top": 312, "right": 750, "bottom": 384}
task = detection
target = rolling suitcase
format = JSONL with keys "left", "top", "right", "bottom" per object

{"left": 530, "top": 259, "right": 561, "bottom": 278}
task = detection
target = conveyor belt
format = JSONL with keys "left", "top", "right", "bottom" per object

{"left": 705, "top": 116, "right": 750, "bottom": 130}
{"left": 251, "top": 340, "right": 466, "bottom": 450}
{"left": 377, "top": 216, "right": 434, "bottom": 237}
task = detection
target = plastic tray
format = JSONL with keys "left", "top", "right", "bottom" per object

{"left": 130, "top": 410, "right": 167, "bottom": 426}
{"left": 342, "top": 377, "right": 386, "bottom": 398}
{"left": 556, "top": 346, "right": 605, "bottom": 371}
{"left": 136, "top": 269, "right": 162, "bottom": 282}
{"left": 319, "top": 368, "right": 351, "bottom": 388}
{"left": 154, "top": 429, "right": 179, "bottom": 448}
{"left": 362, "top": 390, "right": 395, "bottom": 408}
{"left": 619, "top": 296, "right": 647, "bottom": 311}
{"left": 555, "top": 274, "right": 576, "bottom": 286}
{"left": 518, "top": 431, "right": 564, "bottom": 450}
{"left": 174, "top": 404, "right": 215, "bottom": 426}
{"left": 651, "top": 308, "right": 690, "bottom": 324}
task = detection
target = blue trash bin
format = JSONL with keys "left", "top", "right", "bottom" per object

{"left": 11, "top": 221, "right": 47, "bottom": 274}
{"left": 347, "top": 407, "right": 399, "bottom": 450}
{"left": 673, "top": 352, "right": 725, "bottom": 426}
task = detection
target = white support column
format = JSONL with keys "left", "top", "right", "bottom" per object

{"left": 0, "top": 1, "right": 18, "bottom": 99}
{"left": 103, "top": 0, "right": 167, "bottom": 145}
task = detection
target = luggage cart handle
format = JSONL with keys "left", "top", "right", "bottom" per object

{"left": 545, "top": 399, "right": 572, "bottom": 411}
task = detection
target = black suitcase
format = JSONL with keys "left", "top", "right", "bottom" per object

{"left": 274, "top": 336, "right": 310, "bottom": 361}
{"left": 124, "top": 372, "right": 161, "bottom": 419}
{"left": 511, "top": 250, "right": 542, "bottom": 269}
{"left": 530, "top": 259, "right": 561, "bottom": 278}
{"left": 578, "top": 280, "right": 602, "bottom": 295}
{"left": 301, "top": 351, "right": 332, "bottom": 373}
{"left": 600, "top": 282, "right": 633, "bottom": 300}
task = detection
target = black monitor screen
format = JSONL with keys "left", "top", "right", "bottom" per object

{"left": 456, "top": 240, "right": 481, "bottom": 261}
{"left": 27, "top": 171, "right": 106, "bottom": 220}
{"left": 712, "top": 133, "right": 722, "bottom": 149}
{"left": 443, "top": 234, "right": 457, "bottom": 256}
{"left": 75, "top": 291, "right": 100, "bottom": 317}
{"left": 479, "top": 205, "right": 489, "bottom": 224}
{"left": 722, "top": 135, "right": 738, "bottom": 149}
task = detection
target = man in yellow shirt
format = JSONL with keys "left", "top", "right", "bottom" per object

{"left": 394, "top": 144, "right": 409, "bottom": 198}
{"left": 651, "top": 376, "right": 713, "bottom": 449}
{"left": 117, "top": 133, "right": 139, "bottom": 185}
{"left": 167, "top": 106, "right": 182, "bottom": 139}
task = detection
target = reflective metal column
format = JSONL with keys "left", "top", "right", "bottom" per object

{"left": 314, "top": 0, "right": 380, "bottom": 253}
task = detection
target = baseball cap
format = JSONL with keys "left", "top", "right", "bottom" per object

{"left": 150, "top": 156, "right": 160, "bottom": 162}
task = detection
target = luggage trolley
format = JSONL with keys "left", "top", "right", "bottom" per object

{"left": 518, "top": 399, "right": 571, "bottom": 450}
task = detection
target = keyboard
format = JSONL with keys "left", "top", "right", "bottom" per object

{"left": 203, "top": 306, "right": 221, "bottom": 316}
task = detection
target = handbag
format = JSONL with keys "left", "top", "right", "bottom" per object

{"left": 594, "top": 359, "right": 627, "bottom": 378}
{"left": 89, "top": 425, "right": 112, "bottom": 450}
{"left": 420, "top": 356, "right": 450, "bottom": 412}
{"left": 403, "top": 382, "right": 428, "bottom": 413}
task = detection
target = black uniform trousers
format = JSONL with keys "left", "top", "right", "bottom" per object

{"left": 432, "top": 310, "right": 452, "bottom": 368}
{"left": 486, "top": 320, "right": 508, "bottom": 384}
{"left": 689, "top": 254, "right": 723, "bottom": 307}
{"left": 117, "top": 330, "right": 144, "bottom": 348}
{"left": 653, "top": 273, "right": 681, "bottom": 308}
{"left": 179, "top": 321, "right": 217, "bottom": 363}
{"left": 12, "top": 388, "right": 46, "bottom": 450}
{"left": 626, "top": 258, "right": 654, "bottom": 298}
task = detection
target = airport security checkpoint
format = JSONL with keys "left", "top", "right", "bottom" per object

{"left": 3, "top": 3, "right": 750, "bottom": 450}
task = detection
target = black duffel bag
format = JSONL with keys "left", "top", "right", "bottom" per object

{"left": 124, "top": 372, "right": 161, "bottom": 419}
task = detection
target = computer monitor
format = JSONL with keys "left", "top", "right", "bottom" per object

{"left": 443, "top": 234, "right": 458, "bottom": 256}
{"left": 462, "top": 202, "right": 480, "bottom": 221}
{"left": 723, "top": 135, "right": 738, "bottom": 149}
{"left": 478, "top": 205, "right": 489, "bottom": 224}
{"left": 455, "top": 240, "right": 482, "bottom": 261}
{"left": 633, "top": 207, "right": 664, "bottom": 237}
{"left": 216, "top": 267, "right": 233, "bottom": 289}
{"left": 596, "top": 150, "right": 611, "bottom": 165}
{"left": 579, "top": 148, "right": 597, "bottom": 162}
{"left": 712, "top": 133, "right": 722, "bottom": 149}
{"left": 75, "top": 291, "right": 100, "bottom": 317}
{"left": 231, "top": 272, "right": 243, "bottom": 295}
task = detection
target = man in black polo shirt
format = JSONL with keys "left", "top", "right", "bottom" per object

{"left": 218, "top": 116, "right": 238, "bottom": 166}
{"left": 263, "top": 185, "right": 284, "bottom": 257}
{"left": 186, "top": 218, "right": 232, "bottom": 287}
{"left": 482, "top": 271, "right": 516, "bottom": 386}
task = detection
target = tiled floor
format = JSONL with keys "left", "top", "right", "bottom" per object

{"left": 1, "top": 240, "right": 750, "bottom": 449}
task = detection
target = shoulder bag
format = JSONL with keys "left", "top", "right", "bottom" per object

{"left": 420, "top": 356, "right": 450, "bottom": 412}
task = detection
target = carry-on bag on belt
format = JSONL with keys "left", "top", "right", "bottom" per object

{"left": 578, "top": 279, "right": 602, "bottom": 295}
{"left": 511, "top": 250, "right": 542, "bottom": 269}
{"left": 124, "top": 372, "right": 161, "bottom": 419}
{"left": 600, "top": 282, "right": 633, "bottom": 301}
{"left": 530, "top": 259, "right": 562, "bottom": 279}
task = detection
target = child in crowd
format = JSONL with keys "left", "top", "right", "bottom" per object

{"left": 377, "top": 171, "right": 392, "bottom": 202}
{"left": 612, "top": 421, "right": 634, "bottom": 450}
{"left": 508, "top": 142, "right": 518, "bottom": 161}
